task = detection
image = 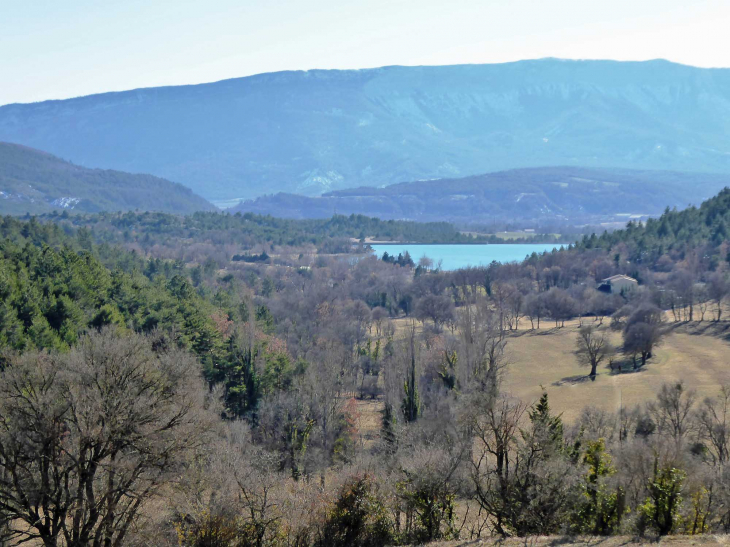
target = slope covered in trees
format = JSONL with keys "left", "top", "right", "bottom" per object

{"left": 232, "top": 167, "right": 730, "bottom": 224}
{"left": 40, "top": 209, "right": 495, "bottom": 246}
{"left": 578, "top": 187, "right": 730, "bottom": 269}
{"left": 0, "top": 142, "right": 215, "bottom": 215}
{"left": 0, "top": 216, "right": 220, "bottom": 357}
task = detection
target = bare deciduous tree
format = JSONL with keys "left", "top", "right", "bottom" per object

{"left": 0, "top": 328, "right": 211, "bottom": 547}
{"left": 575, "top": 325, "right": 615, "bottom": 380}
{"left": 708, "top": 272, "right": 729, "bottom": 322}
{"left": 648, "top": 381, "right": 697, "bottom": 443}
{"left": 697, "top": 385, "right": 730, "bottom": 465}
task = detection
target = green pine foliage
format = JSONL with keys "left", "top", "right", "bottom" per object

{"left": 0, "top": 217, "right": 223, "bottom": 359}
{"left": 527, "top": 392, "right": 565, "bottom": 452}
{"left": 39, "top": 209, "right": 492, "bottom": 247}
{"left": 578, "top": 187, "right": 730, "bottom": 268}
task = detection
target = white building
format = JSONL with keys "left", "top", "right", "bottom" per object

{"left": 598, "top": 274, "right": 638, "bottom": 294}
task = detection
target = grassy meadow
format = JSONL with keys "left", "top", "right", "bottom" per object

{"left": 356, "top": 308, "right": 730, "bottom": 440}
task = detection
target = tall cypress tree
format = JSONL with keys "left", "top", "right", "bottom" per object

{"left": 381, "top": 402, "right": 397, "bottom": 452}
{"left": 402, "top": 329, "right": 420, "bottom": 422}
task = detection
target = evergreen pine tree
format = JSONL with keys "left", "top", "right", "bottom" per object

{"left": 527, "top": 391, "right": 564, "bottom": 453}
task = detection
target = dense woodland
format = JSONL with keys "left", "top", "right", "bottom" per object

{"left": 33, "top": 209, "right": 573, "bottom": 248}
{"left": 0, "top": 189, "right": 730, "bottom": 546}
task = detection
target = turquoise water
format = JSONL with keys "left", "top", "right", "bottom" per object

{"left": 370, "top": 243, "right": 563, "bottom": 271}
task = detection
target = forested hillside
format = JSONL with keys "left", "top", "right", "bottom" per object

{"left": 232, "top": 167, "right": 730, "bottom": 224}
{"left": 578, "top": 187, "right": 730, "bottom": 268}
{"left": 0, "top": 142, "right": 214, "bottom": 214}
{"left": 40, "top": 209, "right": 497, "bottom": 247}
{"left": 3, "top": 59, "right": 730, "bottom": 200}
{"left": 0, "top": 216, "right": 220, "bottom": 357}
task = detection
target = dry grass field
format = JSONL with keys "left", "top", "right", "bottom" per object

{"left": 503, "top": 320, "right": 730, "bottom": 422}
{"left": 375, "top": 313, "right": 730, "bottom": 429}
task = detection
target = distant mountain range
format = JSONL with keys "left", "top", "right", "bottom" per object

{"left": 2, "top": 59, "right": 730, "bottom": 202}
{"left": 0, "top": 142, "right": 214, "bottom": 215}
{"left": 230, "top": 166, "right": 730, "bottom": 224}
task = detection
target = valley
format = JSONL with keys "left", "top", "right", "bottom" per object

{"left": 3, "top": 18, "right": 730, "bottom": 544}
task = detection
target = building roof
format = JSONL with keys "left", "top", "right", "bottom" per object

{"left": 602, "top": 274, "right": 637, "bottom": 283}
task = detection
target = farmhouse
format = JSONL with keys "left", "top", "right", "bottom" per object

{"left": 598, "top": 274, "right": 638, "bottom": 294}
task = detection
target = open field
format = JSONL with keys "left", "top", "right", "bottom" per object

{"left": 504, "top": 320, "right": 730, "bottom": 422}
{"left": 384, "top": 313, "right": 730, "bottom": 425}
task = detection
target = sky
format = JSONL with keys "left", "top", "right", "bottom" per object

{"left": 2, "top": 0, "right": 730, "bottom": 106}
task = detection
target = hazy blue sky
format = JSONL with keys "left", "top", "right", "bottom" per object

{"left": 2, "top": 0, "right": 729, "bottom": 105}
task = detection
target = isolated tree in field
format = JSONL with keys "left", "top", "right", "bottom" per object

{"left": 506, "top": 285, "right": 525, "bottom": 330}
{"left": 0, "top": 328, "right": 210, "bottom": 547}
{"left": 622, "top": 303, "right": 664, "bottom": 368}
{"left": 371, "top": 306, "right": 389, "bottom": 335}
{"left": 575, "top": 325, "right": 615, "bottom": 380}
{"left": 623, "top": 323, "right": 661, "bottom": 368}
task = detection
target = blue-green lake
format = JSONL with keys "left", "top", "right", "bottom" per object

{"left": 370, "top": 243, "right": 563, "bottom": 271}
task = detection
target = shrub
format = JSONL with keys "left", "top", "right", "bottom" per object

{"left": 320, "top": 475, "right": 392, "bottom": 547}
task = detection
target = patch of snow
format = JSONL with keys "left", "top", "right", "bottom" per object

{"left": 515, "top": 192, "right": 538, "bottom": 202}
{"left": 50, "top": 197, "right": 81, "bottom": 209}
{"left": 297, "top": 170, "right": 344, "bottom": 193}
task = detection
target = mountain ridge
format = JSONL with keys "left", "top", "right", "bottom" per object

{"left": 2, "top": 58, "right": 730, "bottom": 200}
{"left": 230, "top": 166, "right": 730, "bottom": 225}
